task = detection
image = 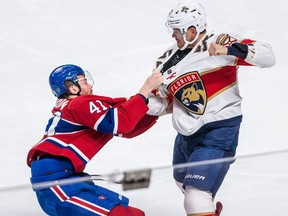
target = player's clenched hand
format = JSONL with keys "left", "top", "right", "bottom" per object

{"left": 145, "top": 71, "right": 164, "bottom": 90}
{"left": 138, "top": 71, "right": 163, "bottom": 98}
{"left": 208, "top": 43, "right": 228, "bottom": 56}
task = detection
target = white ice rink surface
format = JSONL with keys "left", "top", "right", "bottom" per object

{"left": 0, "top": 0, "right": 288, "bottom": 215}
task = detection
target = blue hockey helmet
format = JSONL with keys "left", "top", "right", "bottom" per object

{"left": 49, "top": 64, "right": 86, "bottom": 98}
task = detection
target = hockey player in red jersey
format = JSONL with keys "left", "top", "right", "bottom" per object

{"left": 27, "top": 64, "right": 163, "bottom": 216}
{"left": 147, "top": 1, "right": 276, "bottom": 215}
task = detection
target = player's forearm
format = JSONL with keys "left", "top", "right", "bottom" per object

{"left": 209, "top": 41, "right": 276, "bottom": 68}
{"left": 116, "top": 94, "right": 149, "bottom": 134}
{"left": 138, "top": 84, "right": 157, "bottom": 98}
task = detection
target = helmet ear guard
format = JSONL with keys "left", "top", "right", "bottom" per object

{"left": 62, "top": 80, "right": 82, "bottom": 98}
{"left": 49, "top": 64, "right": 86, "bottom": 98}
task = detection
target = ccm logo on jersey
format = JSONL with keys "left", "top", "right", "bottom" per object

{"left": 167, "top": 71, "right": 207, "bottom": 115}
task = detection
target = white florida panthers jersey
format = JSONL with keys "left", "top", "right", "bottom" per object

{"left": 147, "top": 32, "right": 275, "bottom": 136}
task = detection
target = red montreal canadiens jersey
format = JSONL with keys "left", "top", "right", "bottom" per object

{"left": 149, "top": 32, "right": 275, "bottom": 136}
{"left": 27, "top": 94, "right": 157, "bottom": 172}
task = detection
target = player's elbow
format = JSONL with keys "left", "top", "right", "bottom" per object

{"left": 256, "top": 55, "right": 276, "bottom": 68}
{"left": 117, "top": 121, "right": 137, "bottom": 134}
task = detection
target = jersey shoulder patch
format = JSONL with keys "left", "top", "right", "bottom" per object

{"left": 215, "top": 34, "right": 238, "bottom": 46}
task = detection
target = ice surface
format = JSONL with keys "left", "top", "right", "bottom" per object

{"left": 0, "top": 0, "right": 287, "bottom": 215}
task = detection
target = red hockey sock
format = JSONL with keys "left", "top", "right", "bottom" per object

{"left": 108, "top": 205, "right": 145, "bottom": 216}
{"left": 215, "top": 201, "right": 223, "bottom": 215}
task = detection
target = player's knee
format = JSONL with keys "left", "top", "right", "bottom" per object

{"left": 184, "top": 186, "right": 215, "bottom": 214}
{"left": 175, "top": 181, "right": 185, "bottom": 194}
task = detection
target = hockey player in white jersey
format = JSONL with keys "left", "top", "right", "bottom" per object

{"left": 147, "top": 1, "right": 276, "bottom": 215}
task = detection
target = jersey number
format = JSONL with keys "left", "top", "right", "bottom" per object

{"left": 89, "top": 100, "right": 108, "bottom": 114}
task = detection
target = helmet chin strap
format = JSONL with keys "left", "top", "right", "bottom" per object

{"left": 179, "top": 31, "right": 200, "bottom": 51}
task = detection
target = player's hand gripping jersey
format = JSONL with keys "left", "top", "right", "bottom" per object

{"left": 27, "top": 94, "right": 157, "bottom": 172}
{"left": 148, "top": 32, "right": 275, "bottom": 136}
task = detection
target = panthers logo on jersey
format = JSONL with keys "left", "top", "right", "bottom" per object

{"left": 167, "top": 71, "right": 207, "bottom": 115}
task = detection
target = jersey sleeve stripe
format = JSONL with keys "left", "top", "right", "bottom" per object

{"left": 93, "top": 108, "right": 117, "bottom": 134}
{"left": 113, "top": 108, "right": 118, "bottom": 134}
{"left": 93, "top": 113, "right": 107, "bottom": 131}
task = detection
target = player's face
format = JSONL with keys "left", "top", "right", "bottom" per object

{"left": 172, "top": 29, "right": 185, "bottom": 49}
{"left": 77, "top": 75, "right": 93, "bottom": 95}
{"left": 172, "top": 27, "right": 197, "bottom": 49}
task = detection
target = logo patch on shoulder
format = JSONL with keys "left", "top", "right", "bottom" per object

{"left": 167, "top": 71, "right": 207, "bottom": 115}
{"left": 215, "top": 34, "right": 237, "bottom": 46}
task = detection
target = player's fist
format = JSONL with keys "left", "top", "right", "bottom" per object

{"left": 208, "top": 43, "right": 228, "bottom": 56}
{"left": 146, "top": 71, "right": 164, "bottom": 89}
{"left": 139, "top": 71, "right": 163, "bottom": 98}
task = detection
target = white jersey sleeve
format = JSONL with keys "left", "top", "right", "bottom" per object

{"left": 245, "top": 41, "right": 276, "bottom": 67}
{"left": 147, "top": 93, "right": 169, "bottom": 116}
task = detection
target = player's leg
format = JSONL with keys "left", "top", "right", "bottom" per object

{"left": 56, "top": 200, "right": 145, "bottom": 216}
{"left": 126, "top": 206, "right": 145, "bottom": 216}
{"left": 175, "top": 184, "right": 222, "bottom": 216}
{"left": 30, "top": 157, "right": 77, "bottom": 216}
{"left": 175, "top": 180, "right": 185, "bottom": 194}
{"left": 182, "top": 123, "right": 240, "bottom": 215}
{"left": 172, "top": 133, "right": 194, "bottom": 188}
{"left": 176, "top": 183, "right": 223, "bottom": 216}
{"left": 173, "top": 133, "right": 215, "bottom": 215}
{"left": 54, "top": 180, "right": 139, "bottom": 216}
{"left": 55, "top": 190, "right": 145, "bottom": 216}
{"left": 183, "top": 165, "right": 225, "bottom": 216}
{"left": 184, "top": 186, "right": 215, "bottom": 216}
{"left": 108, "top": 205, "right": 145, "bottom": 216}
{"left": 31, "top": 157, "right": 144, "bottom": 216}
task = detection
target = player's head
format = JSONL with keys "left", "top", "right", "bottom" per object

{"left": 49, "top": 64, "right": 94, "bottom": 98}
{"left": 166, "top": 1, "right": 207, "bottom": 50}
